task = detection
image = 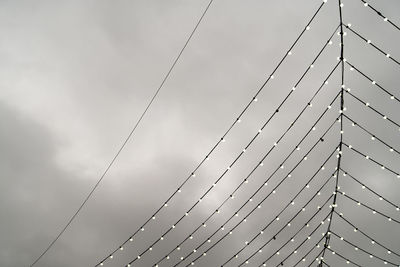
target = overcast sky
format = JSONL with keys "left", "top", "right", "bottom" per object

{"left": 1, "top": 0, "right": 399, "bottom": 266}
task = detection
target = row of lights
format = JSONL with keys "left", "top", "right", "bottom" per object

{"left": 340, "top": 170, "right": 400, "bottom": 212}
{"left": 343, "top": 143, "right": 400, "bottom": 179}
{"left": 347, "top": 62, "right": 400, "bottom": 103}
{"left": 334, "top": 211, "right": 400, "bottom": 258}
{"left": 174, "top": 139, "right": 340, "bottom": 266}
{"left": 232, "top": 171, "right": 336, "bottom": 266}
{"left": 330, "top": 231, "right": 397, "bottom": 265}
{"left": 97, "top": 3, "right": 333, "bottom": 265}
{"left": 359, "top": 0, "right": 399, "bottom": 30}
{"left": 338, "top": 191, "right": 400, "bottom": 224}
{"left": 146, "top": 48, "right": 341, "bottom": 267}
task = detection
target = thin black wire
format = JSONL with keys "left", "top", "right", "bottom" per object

{"left": 343, "top": 114, "right": 400, "bottom": 155}
{"left": 339, "top": 168, "right": 400, "bottom": 210}
{"left": 184, "top": 140, "right": 340, "bottom": 267}
{"left": 333, "top": 211, "right": 400, "bottom": 257}
{"left": 150, "top": 59, "right": 341, "bottom": 267}
{"left": 344, "top": 90, "right": 400, "bottom": 128}
{"left": 254, "top": 208, "right": 332, "bottom": 267}
{"left": 30, "top": 1, "right": 215, "bottom": 266}
{"left": 337, "top": 190, "right": 400, "bottom": 224}
{"left": 98, "top": 3, "right": 331, "bottom": 265}
{"left": 358, "top": 0, "right": 400, "bottom": 32}
{"left": 292, "top": 235, "right": 327, "bottom": 267}
{"left": 320, "top": 0, "right": 345, "bottom": 264}
{"left": 330, "top": 232, "right": 399, "bottom": 266}
{"left": 342, "top": 142, "right": 400, "bottom": 177}
{"left": 325, "top": 247, "right": 362, "bottom": 267}
{"left": 126, "top": 42, "right": 340, "bottom": 267}
{"left": 343, "top": 24, "right": 400, "bottom": 66}
{"left": 237, "top": 169, "right": 338, "bottom": 266}
{"left": 345, "top": 61, "right": 400, "bottom": 104}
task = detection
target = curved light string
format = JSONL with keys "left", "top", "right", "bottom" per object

{"left": 96, "top": 2, "right": 331, "bottom": 266}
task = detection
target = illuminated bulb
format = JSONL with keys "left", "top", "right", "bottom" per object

{"left": 383, "top": 115, "right": 387, "bottom": 120}
{"left": 277, "top": 251, "right": 280, "bottom": 255}
{"left": 367, "top": 39, "right": 371, "bottom": 44}
{"left": 390, "top": 148, "right": 394, "bottom": 152}
{"left": 288, "top": 174, "right": 292, "bottom": 178}
{"left": 306, "top": 26, "right": 310, "bottom": 30}
{"left": 340, "top": 3, "right": 344, "bottom": 7}
{"left": 172, "top": 225, "right": 175, "bottom": 229}
{"left": 164, "top": 203, "right": 168, "bottom": 207}
{"left": 259, "top": 249, "right": 262, "bottom": 253}
{"left": 141, "top": 227, "right": 144, "bottom": 231}
{"left": 177, "top": 247, "right": 181, "bottom": 250}
{"left": 272, "top": 190, "right": 276, "bottom": 194}
{"left": 120, "top": 246, "right": 124, "bottom": 251}
{"left": 288, "top": 51, "right": 292, "bottom": 55}
{"left": 386, "top": 54, "right": 390, "bottom": 58}
{"left": 310, "top": 64, "right": 314, "bottom": 68}
{"left": 355, "top": 247, "right": 358, "bottom": 250}
{"left": 292, "top": 87, "right": 296, "bottom": 91}
{"left": 149, "top": 247, "right": 152, "bottom": 251}
{"left": 304, "top": 156, "right": 308, "bottom": 160}
{"left": 167, "top": 256, "right": 170, "bottom": 260}
{"left": 207, "top": 239, "right": 211, "bottom": 243}
{"left": 328, "top": 105, "right": 331, "bottom": 109}
{"left": 291, "top": 238, "right": 294, "bottom": 242}
{"left": 271, "top": 75, "right": 274, "bottom": 79}
{"left": 287, "top": 223, "right": 291, "bottom": 227}
{"left": 264, "top": 182, "right": 268, "bottom": 186}
{"left": 190, "top": 236, "right": 193, "bottom": 239}
{"left": 325, "top": 81, "right": 329, "bottom": 85}
{"left": 260, "top": 162, "right": 264, "bottom": 166}
{"left": 280, "top": 165, "right": 284, "bottom": 169}
{"left": 294, "top": 251, "right": 297, "bottom": 254}
{"left": 258, "top": 205, "right": 262, "bottom": 209}
{"left": 384, "top": 17, "right": 388, "bottom": 22}
{"left": 137, "top": 255, "right": 141, "bottom": 259}
{"left": 328, "top": 40, "right": 333, "bottom": 45}
{"left": 306, "top": 184, "right": 310, "bottom": 188}
{"left": 110, "top": 255, "right": 113, "bottom": 259}
{"left": 372, "top": 81, "right": 376, "bottom": 85}
{"left": 253, "top": 98, "right": 258, "bottom": 102}
{"left": 346, "top": 261, "right": 350, "bottom": 264}
{"left": 371, "top": 136, "right": 375, "bottom": 140}
{"left": 362, "top": 185, "right": 365, "bottom": 189}
{"left": 364, "top": 3, "right": 368, "bottom": 6}
{"left": 260, "top": 230, "right": 264, "bottom": 234}
{"left": 178, "top": 189, "right": 181, "bottom": 193}
{"left": 373, "top": 210, "right": 376, "bottom": 214}
{"left": 391, "top": 95, "right": 395, "bottom": 100}
{"left": 185, "top": 212, "right": 189, "bottom": 216}
{"left": 130, "top": 237, "right": 133, "bottom": 242}
{"left": 296, "top": 147, "right": 300, "bottom": 150}
{"left": 291, "top": 201, "right": 295, "bottom": 205}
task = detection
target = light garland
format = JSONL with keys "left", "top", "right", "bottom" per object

{"left": 146, "top": 61, "right": 342, "bottom": 267}
{"left": 342, "top": 142, "right": 400, "bottom": 178}
{"left": 330, "top": 232, "right": 398, "bottom": 266}
{"left": 346, "top": 61, "right": 400, "bottom": 104}
{"left": 123, "top": 26, "right": 341, "bottom": 267}
{"left": 178, "top": 143, "right": 339, "bottom": 267}
{"left": 95, "top": 3, "right": 332, "bottom": 266}
{"left": 339, "top": 169, "right": 400, "bottom": 211}
{"left": 358, "top": 0, "right": 400, "bottom": 33}
{"left": 343, "top": 24, "right": 400, "bottom": 67}
{"left": 337, "top": 191, "right": 400, "bottom": 224}
{"left": 343, "top": 115, "right": 400, "bottom": 156}
{"left": 253, "top": 211, "right": 332, "bottom": 267}
{"left": 334, "top": 211, "right": 400, "bottom": 257}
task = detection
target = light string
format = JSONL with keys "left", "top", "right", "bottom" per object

{"left": 339, "top": 169, "right": 400, "bottom": 211}
{"left": 307, "top": 249, "right": 327, "bottom": 267}
{"left": 358, "top": 0, "right": 400, "bottom": 32}
{"left": 330, "top": 232, "right": 398, "bottom": 266}
{"left": 96, "top": 3, "right": 330, "bottom": 266}
{"left": 122, "top": 26, "right": 340, "bottom": 267}
{"left": 346, "top": 61, "right": 400, "bottom": 104}
{"left": 234, "top": 169, "right": 337, "bottom": 266}
{"left": 292, "top": 235, "right": 327, "bottom": 267}
{"left": 325, "top": 247, "right": 362, "bottom": 266}
{"left": 343, "top": 114, "right": 400, "bottom": 156}
{"left": 333, "top": 211, "right": 400, "bottom": 257}
{"left": 337, "top": 190, "right": 400, "bottom": 224}
{"left": 320, "top": 0, "right": 346, "bottom": 264}
{"left": 252, "top": 208, "right": 332, "bottom": 267}
{"left": 143, "top": 54, "right": 342, "bottom": 267}
{"left": 344, "top": 90, "right": 400, "bottom": 129}
{"left": 174, "top": 120, "right": 341, "bottom": 267}
{"left": 342, "top": 142, "right": 400, "bottom": 178}
{"left": 343, "top": 24, "right": 400, "bottom": 67}
{"left": 183, "top": 142, "right": 340, "bottom": 267}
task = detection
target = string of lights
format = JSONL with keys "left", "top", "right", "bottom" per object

{"left": 337, "top": 191, "right": 400, "bottom": 224}
{"left": 181, "top": 142, "right": 340, "bottom": 267}
{"left": 31, "top": 1, "right": 215, "bottom": 266}
{"left": 330, "top": 232, "right": 398, "bottom": 266}
{"left": 358, "top": 0, "right": 400, "bottom": 32}
{"left": 339, "top": 169, "right": 400, "bottom": 211}
{"left": 306, "top": 249, "right": 326, "bottom": 267}
{"left": 125, "top": 47, "right": 342, "bottom": 267}
{"left": 320, "top": 0, "right": 346, "bottom": 264}
{"left": 98, "top": 15, "right": 337, "bottom": 267}
{"left": 346, "top": 61, "right": 400, "bottom": 104}
{"left": 343, "top": 114, "right": 400, "bottom": 155}
{"left": 344, "top": 90, "right": 400, "bottom": 129}
{"left": 342, "top": 142, "right": 400, "bottom": 178}
{"left": 343, "top": 24, "right": 400, "bottom": 66}
{"left": 249, "top": 208, "right": 332, "bottom": 267}
{"left": 231, "top": 168, "right": 337, "bottom": 266}
{"left": 325, "top": 247, "right": 362, "bottom": 266}
{"left": 292, "top": 235, "right": 327, "bottom": 267}
{"left": 148, "top": 62, "right": 342, "bottom": 267}
{"left": 150, "top": 98, "right": 338, "bottom": 266}
{"left": 95, "top": 3, "right": 331, "bottom": 266}
{"left": 333, "top": 211, "right": 400, "bottom": 257}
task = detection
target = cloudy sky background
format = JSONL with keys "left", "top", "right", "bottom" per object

{"left": 0, "top": 0, "right": 399, "bottom": 266}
